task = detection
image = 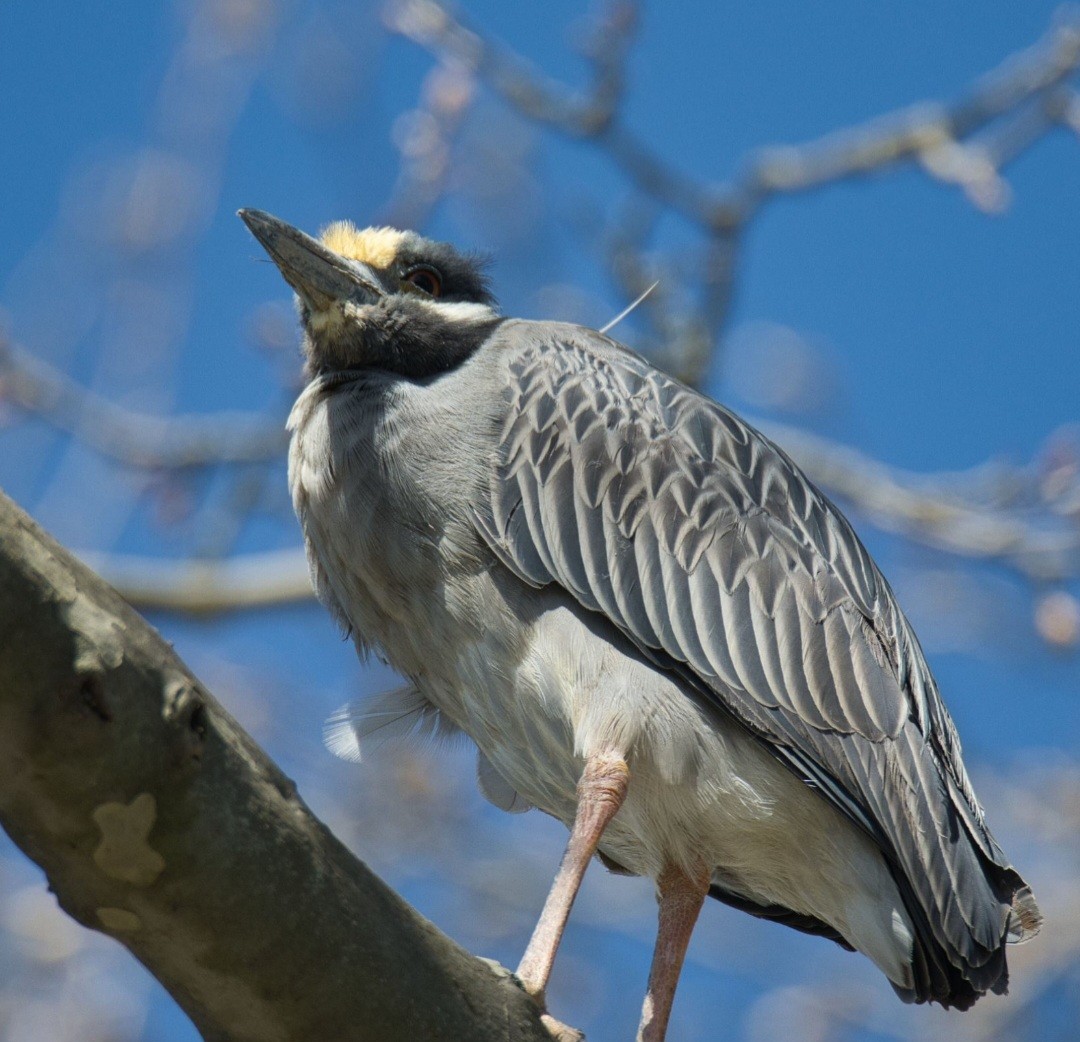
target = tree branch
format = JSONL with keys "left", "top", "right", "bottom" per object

{"left": 388, "top": 1, "right": 1080, "bottom": 228}
{"left": 755, "top": 417, "right": 1080, "bottom": 583}
{"left": 0, "top": 333, "right": 287, "bottom": 469}
{"left": 388, "top": 2, "right": 1080, "bottom": 386}
{"left": 77, "top": 547, "right": 314, "bottom": 614}
{"left": 0, "top": 488, "right": 556, "bottom": 1042}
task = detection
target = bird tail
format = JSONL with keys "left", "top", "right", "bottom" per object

{"left": 892, "top": 861, "right": 1040, "bottom": 1010}
{"left": 882, "top": 736, "right": 1042, "bottom": 1009}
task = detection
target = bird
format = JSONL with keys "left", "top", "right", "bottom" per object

{"left": 239, "top": 207, "right": 1041, "bottom": 1042}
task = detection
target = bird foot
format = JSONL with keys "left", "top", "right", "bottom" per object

{"left": 503, "top": 968, "right": 585, "bottom": 1041}
{"left": 479, "top": 959, "right": 585, "bottom": 1040}
{"left": 540, "top": 1012, "right": 585, "bottom": 1042}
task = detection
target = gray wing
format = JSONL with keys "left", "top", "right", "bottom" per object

{"left": 474, "top": 325, "right": 1039, "bottom": 1006}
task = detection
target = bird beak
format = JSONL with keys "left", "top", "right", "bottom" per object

{"left": 238, "top": 208, "right": 385, "bottom": 310}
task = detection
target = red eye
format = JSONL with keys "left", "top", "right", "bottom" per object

{"left": 403, "top": 266, "right": 442, "bottom": 297}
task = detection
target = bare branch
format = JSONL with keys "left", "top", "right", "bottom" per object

{"left": 757, "top": 418, "right": 1080, "bottom": 583}
{"left": 743, "top": 18, "right": 1080, "bottom": 213}
{"left": 0, "top": 488, "right": 556, "bottom": 1042}
{"left": 386, "top": 0, "right": 640, "bottom": 136}
{"left": 380, "top": 59, "right": 479, "bottom": 230}
{"left": 0, "top": 333, "right": 287, "bottom": 469}
{"left": 389, "top": 1, "right": 1080, "bottom": 229}
{"left": 385, "top": 0, "right": 717, "bottom": 223}
{"left": 1056, "top": 85, "right": 1080, "bottom": 134}
{"left": 79, "top": 547, "right": 313, "bottom": 614}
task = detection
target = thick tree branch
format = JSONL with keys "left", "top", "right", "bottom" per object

{"left": 0, "top": 488, "right": 556, "bottom": 1042}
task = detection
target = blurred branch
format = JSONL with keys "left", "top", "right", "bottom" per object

{"left": 380, "top": 59, "right": 479, "bottom": 229}
{"left": 388, "top": 1, "right": 1080, "bottom": 385}
{"left": 744, "top": 16, "right": 1080, "bottom": 216}
{"left": 1058, "top": 85, "right": 1080, "bottom": 133}
{"left": 387, "top": 0, "right": 640, "bottom": 137}
{"left": 758, "top": 417, "right": 1080, "bottom": 583}
{"left": 0, "top": 489, "right": 557, "bottom": 1042}
{"left": 0, "top": 332, "right": 287, "bottom": 468}
{"left": 389, "top": 1, "right": 1080, "bottom": 226}
{"left": 82, "top": 546, "right": 312, "bottom": 614}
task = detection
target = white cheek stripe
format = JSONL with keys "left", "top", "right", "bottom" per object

{"left": 414, "top": 299, "right": 496, "bottom": 323}
{"left": 306, "top": 298, "right": 493, "bottom": 329}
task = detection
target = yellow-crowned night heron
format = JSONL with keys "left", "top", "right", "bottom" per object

{"left": 240, "top": 209, "right": 1041, "bottom": 1042}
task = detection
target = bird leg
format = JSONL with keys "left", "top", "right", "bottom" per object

{"left": 637, "top": 862, "right": 711, "bottom": 1042}
{"left": 516, "top": 753, "right": 630, "bottom": 1001}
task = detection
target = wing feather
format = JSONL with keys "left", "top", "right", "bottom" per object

{"left": 475, "top": 325, "right": 1039, "bottom": 1004}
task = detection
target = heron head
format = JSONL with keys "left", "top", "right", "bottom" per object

{"left": 239, "top": 209, "right": 499, "bottom": 378}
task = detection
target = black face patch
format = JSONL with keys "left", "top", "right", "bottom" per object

{"left": 393, "top": 235, "right": 495, "bottom": 306}
{"left": 300, "top": 226, "right": 502, "bottom": 382}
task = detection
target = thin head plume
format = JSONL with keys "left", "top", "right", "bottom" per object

{"left": 599, "top": 280, "right": 660, "bottom": 335}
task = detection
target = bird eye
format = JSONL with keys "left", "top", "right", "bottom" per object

{"left": 402, "top": 266, "right": 442, "bottom": 297}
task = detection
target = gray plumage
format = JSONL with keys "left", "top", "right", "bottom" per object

{"left": 474, "top": 326, "right": 1039, "bottom": 1004}
{"left": 240, "top": 210, "right": 1040, "bottom": 1021}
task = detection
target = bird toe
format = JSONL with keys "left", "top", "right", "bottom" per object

{"left": 540, "top": 1013, "right": 585, "bottom": 1042}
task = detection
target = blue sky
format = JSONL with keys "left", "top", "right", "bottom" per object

{"left": 1, "top": 2, "right": 1077, "bottom": 1040}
